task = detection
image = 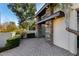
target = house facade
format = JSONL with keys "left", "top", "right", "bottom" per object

{"left": 35, "top": 3, "right": 79, "bottom": 55}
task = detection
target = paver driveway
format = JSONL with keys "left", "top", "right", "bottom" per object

{"left": 0, "top": 38, "right": 74, "bottom": 56}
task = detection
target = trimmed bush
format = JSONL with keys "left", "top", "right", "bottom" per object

{"left": 0, "top": 35, "right": 21, "bottom": 52}
{"left": 5, "top": 35, "right": 21, "bottom": 49}
{"left": 21, "top": 31, "right": 27, "bottom": 39}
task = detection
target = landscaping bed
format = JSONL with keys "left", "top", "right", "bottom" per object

{"left": 0, "top": 30, "right": 36, "bottom": 52}
{"left": 0, "top": 35, "right": 21, "bottom": 52}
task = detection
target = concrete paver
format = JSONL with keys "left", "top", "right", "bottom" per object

{"left": 0, "top": 38, "right": 74, "bottom": 56}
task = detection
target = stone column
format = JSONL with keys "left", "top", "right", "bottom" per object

{"left": 49, "top": 20, "right": 53, "bottom": 43}
{"left": 35, "top": 16, "right": 42, "bottom": 38}
{"left": 45, "top": 20, "right": 53, "bottom": 45}
{"left": 45, "top": 21, "right": 50, "bottom": 40}
{"left": 45, "top": 4, "right": 53, "bottom": 44}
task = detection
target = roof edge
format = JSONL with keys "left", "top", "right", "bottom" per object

{"left": 35, "top": 3, "right": 49, "bottom": 17}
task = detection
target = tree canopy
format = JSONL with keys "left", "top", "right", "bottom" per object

{"left": 0, "top": 22, "right": 17, "bottom": 32}
{"left": 8, "top": 3, "right": 36, "bottom": 29}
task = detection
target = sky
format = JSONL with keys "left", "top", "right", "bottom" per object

{"left": 0, "top": 3, "right": 19, "bottom": 25}
{"left": 0, "top": 3, "right": 44, "bottom": 25}
{"left": 36, "top": 3, "right": 45, "bottom": 12}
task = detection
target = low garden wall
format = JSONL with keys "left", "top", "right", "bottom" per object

{"left": 0, "top": 32, "right": 13, "bottom": 47}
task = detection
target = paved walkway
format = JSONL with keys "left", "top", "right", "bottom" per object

{"left": 0, "top": 38, "right": 74, "bottom": 56}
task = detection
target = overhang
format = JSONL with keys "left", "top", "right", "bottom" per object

{"left": 35, "top": 3, "right": 50, "bottom": 17}
{"left": 36, "top": 11, "right": 65, "bottom": 24}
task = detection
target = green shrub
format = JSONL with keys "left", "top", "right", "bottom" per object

{"left": 15, "top": 29, "right": 24, "bottom": 35}
{"left": 0, "top": 35, "right": 21, "bottom": 52}
{"left": 0, "top": 47, "right": 9, "bottom": 52}
{"left": 15, "top": 29, "right": 27, "bottom": 39}
{"left": 21, "top": 31, "right": 27, "bottom": 38}
{"left": 5, "top": 35, "right": 21, "bottom": 49}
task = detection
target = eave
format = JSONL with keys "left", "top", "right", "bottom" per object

{"left": 36, "top": 11, "right": 65, "bottom": 24}
{"left": 35, "top": 3, "right": 49, "bottom": 17}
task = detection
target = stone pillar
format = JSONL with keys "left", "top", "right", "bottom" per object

{"left": 36, "top": 24, "right": 42, "bottom": 37}
{"left": 35, "top": 24, "right": 39, "bottom": 37}
{"left": 45, "top": 21, "right": 50, "bottom": 40}
{"left": 49, "top": 20, "right": 53, "bottom": 43}
{"left": 45, "top": 4, "right": 53, "bottom": 44}
{"left": 35, "top": 16, "right": 42, "bottom": 38}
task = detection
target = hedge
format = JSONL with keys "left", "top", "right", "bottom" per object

{"left": 0, "top": 35, "right": 21, "bottom": 52}
{"left": 5, "top": 35, "right": 21, "bottom": 48}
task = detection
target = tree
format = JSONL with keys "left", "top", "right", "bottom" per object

{"left": 29, "top": 20, "right": 35, "bottom": 30}
{"left": 8, "top": 3, "right": 36, "bottom": 29}
{"left": 0, "top": 22, "right": 17, "bottom": 32}
{"left": 20, "top": 20, "right": 29, "bottom": 29}
{"left": 6, "top": 22, "right": 17, "bottom": 31}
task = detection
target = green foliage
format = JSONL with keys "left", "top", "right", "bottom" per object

{"left": 20, "top": 21, "right": 29, "bottom": 29}
{"left": 15, "top": 28, "right": 27, "bottom": 39}
{"left": 8, "top": 3, "right": 36, "bottom": 29}
{"left": 15, "top": 28, "right": 24, "bottom": 35}
{"left": 5, "top": 35, "right": 21, "bottom": 49}
{"left": 29, "top": 20, "right": 35, "bottom": 30}
{"left": 0, "top": 35, "right": 21, "bottom": 52}
{"left": 20, "top": 31, "right": 27, "bottom": 38}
